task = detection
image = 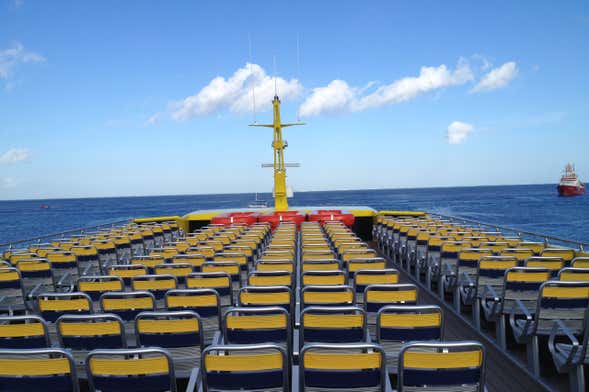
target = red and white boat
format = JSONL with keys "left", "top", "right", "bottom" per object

{"left": 557, "top": 163, "right": 585, "bottom": 196}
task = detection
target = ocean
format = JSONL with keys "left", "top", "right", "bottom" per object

{"left": 1, "top": 184, "right": 588, "bottom": 245}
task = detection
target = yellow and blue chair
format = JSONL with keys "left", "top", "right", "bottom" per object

{"left": 511, "top": 280, "right": 589, "bottom": 376}
{"left": 165, "top": 288, "right": 221, "bottom": 345}
{"left": 135, "top": 310, "right": 203, "bottom": 375}
{"left": 0, "top": 314, "right": 49, "bottom": 348}
{"left": 56, "top": 314, "right": 126, "bottom": 374}
{"left": 0, "top": 267, "right": 26, "bottom": 315}
{"left": 222, "top": 306, "right": 291, "bottom": 354}
{"left": 0, "top": 348, "right": 79, "bottom": 391}
{"left": 298, "top": 343, "right": 388, "bottom": 391}
{"left": 397, "top": 341, "right": 485, "bottom": 391}
{"left": 200, "top": 344, "right": 288, "bottom": 392}
{"left": 375, "top": 305, "right": 443, "bottom": 373}
{"left": 86, "top": 347, "right": 176, "bottom": 392}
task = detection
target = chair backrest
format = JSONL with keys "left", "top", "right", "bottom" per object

{"left": 107, "top": 264, "right": 148, "bottom": 285}
{"left": 37, "top": 292, "right": 92, "bottom": 323}
{"left": 302, "top": 270, "right": 347, "bottom": 286}
{"left": 540, "top": 248, "right": 576, "bottom": 262}
{"left": 525, "top": 257, "right": 565, "bottom": 276}
{"left": 377, "top": 305, "right": 443, "bottom": 343}
{"left": 376, "top": 305, "right": 443, "bottom": 369}
{"left": 301, "top": 285, "right": 355, "bottom": 308}
{"left": 0, "top": 267, "right": 25, "bottom": 309}
{"left": 0, "top": 315, "right": 49, "bottom": 348}
{"left": 171, "top": 254, "right": 206, "bottom": 270}
{"left": 0, "top": 348, "right": 79, "bottom": 391}
{"left": 558, "top": 267, "right": 589, "bottom": 282}
{"left": 518, "top": 241, "right": 545, "bottom": 255}
{"left": 301, "top": 258, "right": 341, "bottom": 272}
{"left": 185, "top": 272, "right": 232, "bottom": 306}
{"left": 535, "top": 281, "right": 589, "bottom": 334}
{"left": 572, "top": 257, "right": 589, "bottom": 268}
{"left": 457, "top": 249, "right": 493, "bottom": 271}
{"left": 222, "top": 306, "right": 290, "bottom": 352}
{"left": 154, "top": 263, "right": 194, "bottom": 284}
{"left": 475, "top": 256, "right": 519, "bottom": 297}
{"left": 99, "top": 291, "right": 156, "bottom": 321}
{"left": 202, "top": 344, "right": 288, "bottom": 392}
{"left": 347, "top": 257, "right": 387, "bottom": 275}
{"left": 86, "top": 348, "right": 176, "bottom": 392}
{"left": 238, "top": 286, "right": 293, "bottom": 312}
{"left": 256, "top": 259, "right": 295, "bottom": 273}
{"left": 135, "top": 310, "right": 202, "bottom": 356}
{"left": 502, "top": 267, "right": 551, "bottom": 314}
{"left": 500, "top": 248, "right": 535, "bottom": 262}
{"left": 354, "top": 269, "right": 399, "bottom": 294}
{"left": 57, "top": 314, "right": 126, "bottom": 350}
{"left": 165, "top": 288, "right": 221, "bottom": 317}
{"left": 78, "top": 276, "right": 124, "bottom": 301}
{"left": 342, "top": 249, "right": 377, "bottom": 263}
{"left": 398, "top": 342, "right": 485, "bottom": 391}
{"left": 202, "top": 262, "right": 240, "bottom": 282}
{"left": 16, "top": 259, "right": 54, "bottom": 288}
{"left": 300, "top": 343, "right": 386, "bottom": 391}
{"left": 364, "top": 284, "right": 418, "bottom": 313}
{"left": 301, "top": 306, "right": 367, "bottom": 345}
{"left": 248, "top": 270, "right": 293, "bottom": 287}
{"left": 131, "top": 274, "right": 178, "bottom": 299}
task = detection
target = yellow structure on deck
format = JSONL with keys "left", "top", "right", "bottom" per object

{"left": 250, "top": 95, "right": 303, "bottom": 210}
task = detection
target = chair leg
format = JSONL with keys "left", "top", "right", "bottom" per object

{"left": 496, "top": 315, "right": 507, "bottom": 350}
{"left": 453, "top": 286, "right": 461, "bottom": 313}
{"left": 569, "top": 364, "right": 585, "bottom": 392}
{"left": 426, "top": 268, "right": 432, "bottom": 291}
{"left": 526, "top": 335, "right": 540, "bottom": 376}
{"left": 438, "top": 275, "right": 445, "bottom": 298}
{"left": 473, "top": 298, "right": 481, "bottom": 330}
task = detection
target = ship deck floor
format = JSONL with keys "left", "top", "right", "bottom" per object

{"left": 375, "top": 244, "right": 578, "bottom": 392}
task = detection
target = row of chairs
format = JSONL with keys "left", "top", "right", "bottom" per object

{"left": 375, "top": 214, "right": 589, "bottom": 390}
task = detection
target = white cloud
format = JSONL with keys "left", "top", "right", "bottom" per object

{"left": 299, "top": 59, "right": 473, "bottom": 117}
{"left": 471, "top": 61, "right": 518, "bottom": 93}
{"left": 298, "top": 80, "right": 355, "bottom": 117}
{"left": 171, "top": 63, "right": 302, "bottom": 121}
{"left": 447, "top": 121, "right": 474, "bottom": 144}
{"left": 0, "top": 43, "right": 45, "bottom": 80}
{"left": 145, "top": 112, "right": 161, "bottom": 125}
{"left": 0, "top": 148, "right": 31, "bottom": 164}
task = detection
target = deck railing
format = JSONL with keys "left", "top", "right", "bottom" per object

{"left": 430, "top": 213, "right": 588, "bottom": 251}
{"left": 0, "top": 219, "right": 131, "bottom": 250}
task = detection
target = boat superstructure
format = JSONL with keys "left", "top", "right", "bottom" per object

{"left": 0, "top": 96, "right": 588, "bottom": 392}
{"left": 557, "top": 163, "right": 585, "bottom": 196}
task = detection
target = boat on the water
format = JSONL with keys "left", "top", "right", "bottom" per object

{"left": 557, "top": 163, "right": 585, "bottom": 196}
{"left": 0, "top": 95, "right": 588, "bottom": 392}
{"left": 247, "top": 193, "right": 268, "bottom": 208}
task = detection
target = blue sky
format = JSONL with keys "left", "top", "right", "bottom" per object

{"left": 0, "top": 0, "right": 588, "bottom": 200}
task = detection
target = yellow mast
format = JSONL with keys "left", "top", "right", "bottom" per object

{"left": 250, "top": 95, "right": 304, "bottom": 211}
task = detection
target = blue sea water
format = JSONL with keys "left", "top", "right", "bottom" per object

{"left": 1, "top": 184, "right": 588, "bottom": 245}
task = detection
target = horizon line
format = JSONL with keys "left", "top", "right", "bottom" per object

{"left": 0, "top": 182, "right": 553, "bottom": 203}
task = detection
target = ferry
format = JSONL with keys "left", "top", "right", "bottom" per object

{"left": 557, "top": 164, "right": 585, "bottom": 197}
{"left": 0, "top": 95, "right": 588, "bottom": 392}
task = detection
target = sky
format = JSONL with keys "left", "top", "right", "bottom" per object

{"left": 0, "top": 0, "right": 588, "bottom": 200}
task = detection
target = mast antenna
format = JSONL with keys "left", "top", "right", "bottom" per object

{"left": 296, "top": 33, "right": 301, "bottom": 122}
{"left": 273, "top": 55, "right": 278, "bottom": 95}
{"left": 248, "top": 33, "right": 257, "bottom": 123}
